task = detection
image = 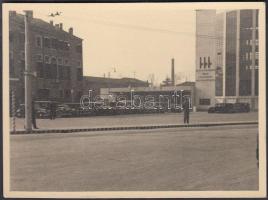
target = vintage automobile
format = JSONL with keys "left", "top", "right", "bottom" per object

{"left": 56, "top": 104, "right": 76, "bottom": 117}
{"left": 15, "top": 103, "right": 50, "bottom": 118}
{"left": 208, "top": 103, "right": 250, "bottom": 113}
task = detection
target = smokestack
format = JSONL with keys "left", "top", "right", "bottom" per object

{"left": 26, "top": 10, "right": 33, "bottom": 19}
{"left": 171, "top": 58, "right": 175, "bottom": 86}
{"left": 69, "top": 27, "right": 73, "bottom": 35}
{"left": 50, "top": 20, "right": 53, "bottom": 25}
{"left": 59, "top": 23, "right": 63, "bottom": 30}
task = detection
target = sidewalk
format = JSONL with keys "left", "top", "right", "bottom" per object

{"left": 10, "top": 112, "right": 258, "bottom": 134}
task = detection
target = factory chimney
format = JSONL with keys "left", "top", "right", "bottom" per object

{"left": 171, "top": 58, "right": 175, "bottom": 86}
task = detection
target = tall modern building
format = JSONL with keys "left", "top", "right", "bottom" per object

{"left": 196, "top": 9, "right": 259, "bottom": 110}
{"left": 195, "top": 10, "right": 217, "bottom": 111}
{"left": 9, "top": 11, "right": 83, "bottom": 104}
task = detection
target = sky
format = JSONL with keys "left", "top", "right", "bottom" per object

{"left": 5, "top": 3, "right": 264, "bottom": 85}
{"left": 8, "top": 3, "right": 198, "bottom": 85}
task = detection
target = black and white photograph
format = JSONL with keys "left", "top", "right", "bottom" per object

{"left": 2, "top": 2, "right": 266, "bottom": 198}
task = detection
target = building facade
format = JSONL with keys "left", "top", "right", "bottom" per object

{"left": 100, "top": 82, "right": 195, "bottom": 110}
{"left": 196, "top": 9, "right": 259, "bottom": 111}
{"left": 195, "top": 10, "right": 217, "bottom": 111}
{"left": 83, "top": 76, "right": 149, "bottom": 97}
{"left": 9, "top": 11, "right": 83, "bottom": 104}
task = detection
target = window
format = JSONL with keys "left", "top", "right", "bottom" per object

{"left": 57, "top": 58, "right": 63, "bottom": 65}
{"left": 50, "top": 57, "right": 57, "bottom": 79}
{"left": 50, "top": 57, "right": 57, "bottom": 65}
{"left": 255, "top": 39, "right": 259, "bottom": 46}
{"left": 43, "top": 37, "right": 51, "bottom": 48}
{"left": 249, "top": 52, "right": 253, "bottom": 60}
{"left": 64, "top": 89, "right": 71, "bottom": 99}
{"left": 58, "top": 65, "right": 63, "bottom": 80}
{"left": 76, "top": 45, "right": 82, "bottom": 53}
{"left": 63, "top": 41, "right": 70, "bottom": 50}
{"left": 245, "top": 52, "right": 249, "bottom": 60}
{"left": 255, "top": 52, "right": 259, "bottom": 59}
{"left": 256, "top": 30, "right": 259, "bottom": 39}
{"left": 64, "top": 59, "right": 69, "bottom": 66}
{"left": 58, "top": 40, "right": 64, "bottom": 50}
{"left": 36, "top": 62, "right": 44, "bottom": 78}
{"left": 199, "top": 98, "right": 210, "bottom": 105}
{"left": 51, "top": 38, "right": 57, "bottom": 49}
{"left": 36, "top": 54, "right": 43, "bottom": 62}
{"left": 58, "top": 59, "right": 65, "bottom": 80}
{"left": 37, "top": 89, "right": 50, "bottom": 99}
{"left": 35, "top": 35, "right": 42, "bottom": 48}
{"left": 255, "top": 58, "right": 259, "bottom": 66}
{"left": 44, "top": 55, "right": 50, "bottom": 64}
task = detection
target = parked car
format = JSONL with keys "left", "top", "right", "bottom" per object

{"left": 208, "top": 103, "right": 250, "bottom": 113}
{"left": 15, "top": 104, "right": 50, "bottom": 118}
{"left": 36, "top": 107, "right": 50, "bottom": 118}
{"left": 56, "top": 104, "right": 75, "bottom": 117}
{"left": 16, "top": 104, "right": 25, "bottom": 118}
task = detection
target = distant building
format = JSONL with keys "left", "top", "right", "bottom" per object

{"left": 100, "top": 82, "right": 195, "bottom": 109}
{"left": 83, "top": 76, "right": 149, "bottom": 96}
{"left": 9, "top": 11, "right": 83, "bottom": 104}
{"left": 196, "top": 9, "right": 259, "bottom": 111}
{"left": 195, "top": 10, "right": 217, "bottom": 111}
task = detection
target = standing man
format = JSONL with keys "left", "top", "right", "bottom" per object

{"left": 52, "top": 102, "right": 57, "bottom": 119}
{"left": 49, "top": 102, "right": 53, "bottom": 120}
{"left": 183, "top": 98, "right": 190, "bottom": 124}
{"left": 49, "top": 102, "right": 56, "bottom": 120}
{"left": 32, "top": 99, "right": 38, "bottom": 129}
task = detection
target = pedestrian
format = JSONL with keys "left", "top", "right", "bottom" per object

{"left": 52, "top": 102, "right": 57, "bottom": 119}
{"left": 49, "top": 102, "right": 53, "bottom": 120}
{"left": 183, "top": 98, "right": 190, "bottom": 124}
{"left": 32, "top": 99, "right": 38, "bottom": 129}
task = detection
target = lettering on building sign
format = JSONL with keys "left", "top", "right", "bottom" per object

{"left": 197, "top": 71, "right": 215, "bottom": 80}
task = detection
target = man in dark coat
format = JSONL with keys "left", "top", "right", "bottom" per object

{"left": 50, "top": 102, "right": 56, "bottom": 120}
{"left": 183, "top": 98, "right": 190, "bottom": 124}
{"left": 32, "top": 100, "right": 38, "bottom": 129}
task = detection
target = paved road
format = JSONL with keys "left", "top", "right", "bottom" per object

{"left": 10, "top": 125, "right": 258, "bottom": 191}
{"left": 11, "top": 112, "right": 258, "bottom": 130}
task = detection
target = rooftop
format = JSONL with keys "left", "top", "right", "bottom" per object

{"left": 9, "top": 11, "right": 82, "bottom": 41}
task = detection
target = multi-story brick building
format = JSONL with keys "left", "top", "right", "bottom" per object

{"left": 196, "top": 9, "right": 259, "bottom": 111}
{"left": 9, "top": 11, "right": 83, "bottom": 104}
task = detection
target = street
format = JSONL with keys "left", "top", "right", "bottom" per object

{"left": 10, "top": 124, "right": 258, "bottom": 191}
{"left": 10, "top": 112, "right": 258, "bottom": 130}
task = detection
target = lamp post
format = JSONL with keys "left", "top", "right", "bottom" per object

{"left": 24, "top": 10, "right": 33, "bottom": 132}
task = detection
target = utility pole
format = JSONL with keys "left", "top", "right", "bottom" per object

{"left": 24, "top": 11, "right": 33, "bottom": 131}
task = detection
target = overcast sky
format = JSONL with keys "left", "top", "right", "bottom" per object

{"left": 6, "top": 3, "right": 263, "bottom": 85}
{"left": 8, "top": 4, "right": 196, "bottom": 85}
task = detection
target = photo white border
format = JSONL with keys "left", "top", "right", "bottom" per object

{"left": 2, "top": 2, "right": 266, "bottom": 198}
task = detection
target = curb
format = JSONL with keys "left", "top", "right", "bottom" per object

{"left": 10, "top": 121, "right": 258, "bottom": 135}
